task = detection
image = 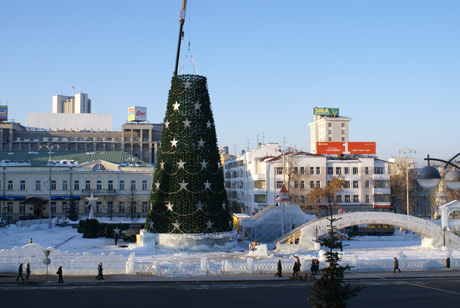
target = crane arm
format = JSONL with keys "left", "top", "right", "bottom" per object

{"left": 173, "top": 0, "right": 187, "bottom": 76}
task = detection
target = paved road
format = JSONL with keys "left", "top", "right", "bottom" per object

{"left": 1, "top": 271, "right": 460, "bottom": 307}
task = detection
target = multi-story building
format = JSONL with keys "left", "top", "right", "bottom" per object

{"left": 0, "top": 122, "right": 162, "bottom": 164}
{"left": 224, "top": 144, "right": 391, "bottom": 216}
{"left": 308, "top": 107, "right": 351, "bottom": 154}
{"left": 0, "top": 151, "right": 154, "bottom": 223}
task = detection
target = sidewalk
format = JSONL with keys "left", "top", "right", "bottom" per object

{"left": 1, "top": 270, "right": 459, "bottom": 286}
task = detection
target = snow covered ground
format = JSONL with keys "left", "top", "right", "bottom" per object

{"left": 1, "top": 220, "right": 459, "bottom": 268}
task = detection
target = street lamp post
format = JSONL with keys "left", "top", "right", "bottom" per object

{"left": 416, "top": 153, "right": 460, "bottom": 219}
{"left": 42, "top": 143, "right": 59, "bottom": 229}
{"left": 399, "top": 148, "right": 415, "bottom": 216}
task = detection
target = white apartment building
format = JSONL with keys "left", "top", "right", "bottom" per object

{"left": 0, "top": 151, "right": 154, "bottom": 223}
{"left": 308, "top": 111, "right": 351, "bottom": 154}
{"left": 224, "top": 144, "right": 391, "bottom": 217}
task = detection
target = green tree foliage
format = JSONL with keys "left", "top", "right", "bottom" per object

{"left": 67, "top": 196, "right": 79, "bottom": 221}
{"left": 145, "top": 75, "right": 232, "bottom": 233}
{"left": 307, "top": 212, "right": 362, "bottom": 307}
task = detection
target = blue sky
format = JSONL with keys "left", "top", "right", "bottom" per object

{"left": 1, "top": 0, "right": 459, "bottom": 165}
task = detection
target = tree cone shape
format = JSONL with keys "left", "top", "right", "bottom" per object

{"left": 146, "top": 75, "right": 231, "bottom": 233}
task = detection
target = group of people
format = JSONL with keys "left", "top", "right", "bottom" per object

{"left": 310, "top": 259, "right": 320, "bottom": 275}
{"left": 17, "top": 262, "right": 104, "bottom": 283}
{"left": 292, "top": 257, "right": 301, "bottom": 276}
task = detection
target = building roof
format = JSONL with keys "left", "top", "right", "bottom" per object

{"left": 0, "top": 151, "right": 149, "bottom": 167}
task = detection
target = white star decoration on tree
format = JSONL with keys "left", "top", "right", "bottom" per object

{"left": 200, "top": 160, "right": 208, "bottom": 169}
{"left": 160, "top": 161, "right": 165, "bottom": 169}
{"left": 165, "top": 202, "right": 174, "bottom": 211}
{"left": 204, "top": 180, "right": 211, "bottom": 190}
{"left": 179, "top": 180, "right": 188, "bottom": 190}
{"left": 195, "top": 201, "right": 204, "bottom": 211}
{"left": 222, "top": 202, "right": 226, "bottom": 209}
{"left": 177, "top": 159, "right": 185, "bottom": 169}
{"left": 85, "top": 193, "right": 98, "bottom": 206}
{"left": 149, "top": 221, "right": 154, "bottom": 229}
{"left": 164, "top": 121, "right": 170, "bottom": 129}
{"left": 172, "top": 220, "right": 181, "bottom": 231}
{"left": 205, "top": 220, "right": 213, "bottom": 230}
{"left": 173, "top": 102, "right": 180, "bottom": 110}
{"left": 155, "top": 181, "right": 160, "bottom": 190}
{"left": 217, "top": 162, "right": 221, "bottom": 169}
{"left": 170, "top": 138, "right": 178, "bottom": 147}
{"left": 182, "top": 119, "right": 191, "bottom": 128}
{"left": 183, "top": 81, "right": 191, "bottom": 89}
{"left": 194, "top": 102, "right": 201, "bottom": 110}
{"left": 198, "top": 138, "right": 205, "bottom": 147}
{"left": 113, "top": 227, "right": 120, "bottom": 235}
{"left": 206, "top": 121, "right": 211, "bottom": 128}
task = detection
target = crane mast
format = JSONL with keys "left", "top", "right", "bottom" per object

{"left": 173, "top": 0, "right": 187, "bottom": 76}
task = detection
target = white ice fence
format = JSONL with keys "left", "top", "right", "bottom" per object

{"left": 0, "top": 244, "right": 458, "bottom": 276}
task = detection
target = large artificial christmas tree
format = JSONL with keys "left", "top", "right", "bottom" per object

{"left": 145, "top": 74, "right": 232, "bottom": 234}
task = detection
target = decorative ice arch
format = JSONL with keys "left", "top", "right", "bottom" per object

{"left": 276, "top": 211, "right": 460, "bottom": 250}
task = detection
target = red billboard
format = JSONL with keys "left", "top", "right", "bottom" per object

{"left": 316, "top": 142, "right": 376, "bottom": 155}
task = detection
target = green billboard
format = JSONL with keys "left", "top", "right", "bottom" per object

{"left": 313, "top": 107, "right": 339, "bottom": 116}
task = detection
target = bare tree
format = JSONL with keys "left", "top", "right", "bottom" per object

{"left": 306, "top": 176, "right": 345, "bottom": 217}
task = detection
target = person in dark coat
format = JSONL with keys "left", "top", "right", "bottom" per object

{"left": 26, "top": 263, "right": 31, "bottom": 280}
{"left": 57, "top": 266, "right": 64, "bottom": 283}
{"left": 296, "top": 257, "right": 301, "bottom": 274}
{"left": 393, "top": 257, "right": 401, "bottom": 273}
{"left": 16, "top": 263, "right": 24, "bottom": 281}
{"left": 97, "top": 262, "right": 104, "bottom": 280}
{"left": 114, "top": 232, "right": 119, "bottom": 246}
{"left": 275, "top": 260, "right": 283, "bottom": 277}
{"left": 446, "top": 257, "right": 451, "bottom": 270}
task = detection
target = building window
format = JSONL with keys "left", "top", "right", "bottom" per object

{"left": 327, "top": 167, "right": 333, "bottom": 175}
{"left": 316, "top": 181, "right": 321, "bottom": 188}
{"left": 328, "top": 130, "right": 332, "bottom": 134}
{"left": 51, "top": 180, "right": 57, "bottom": 191}
{"left": 20, "top": 180, "right": 26, "bottom": 191}
{"left": 300, "top": 167, "right": 305, "bottom": 174}
{"left": 353, "top": 167, "right": 358, "bottom": 174}
{"left": 316, "top": 167, "right": 320, "bottom": 174}
{"left": 375, "top": 194, "right": 390, "bottom": 202}
{"left": 336, "top": 167, "right": 341, "bottom": 175}
{"left": 62, "top": 180, "right": 68, "bottom": 191}
{"left": 35, "top": 180, "right": 42, "bottom": 191}
{"left": 96, "top": 180, "right": 102, "bottom": 190}
{"left": 119, "top": 180, "right": 125, "bottom": 191}
{"left": 336, "top": 195, "right": 342, "bottom": 203}
{"left": 276, "top": 168, "right": 283, "bottom": 175}
{"left": 342, "top": 130, "right": 345, "bottom": 135}
{"left": 310, "top": 181, "right": 315, "bottom": 189}
{"left": 344, "top": 167, "right": 349, "bottom": 175}
{"left": 142, "top": 201, "right": 148, "bottom": 213}
{"left": 365, "top": 167, "right": 369, "bottom": 175}
{"left": 7, "top": 180, "right": 13, "bottom": 191}
{"left": 276, "top": 181, "right": 283, "bottom": 189}
{"left": 74, "top": 180, "right": 80, "bottom": 191}
{"left": 85, "top": 180, "right": 91, "bottom": 190}
{"left": 344, "top": 181, "right": 350, "bottom": 188}
{"left": 310, "top": 167, "right": 314, "bottom": 174}
{"left": 342, "top": 137, "right": 345, "bottom": 141}
{"left": 374, "top": 167, "right": 385, "bottom": 174}
{"left": 366, "top": 195, "right": 370, "bottom": 203}
{"left": 108, "top": 180, "right": 114, "bottom": 190}
{"left": 142, "top": 180, "right": 148, "bottom": 190}
{"left": 96, "top": 202, "right": 102, "bottom": 213}
{"left": 342, "top": 123, "right": 345, "bottom": 127}
{"left": 51, "top": 202, "right": 56, "bottom": 213}
{"left": 353, "top": 181, "right": 359, "bottom": 188}
{"left": 294, "top": 181, "right": 299, "bottom": 189}
{"left": 293, "top": 167, "right": 298, "bottom": 174}
{"left": 6, "top": 202, "right": 13, "bottom": 213}
{"left": 254, "top": 194, "right": 266, "bottom": 203}
{"left": 118, "top": 202, "right": 125, "bottom": 213}
{"left": 328, "top": 137, "right": 332, "bottom": 141}
{"left": 345, "top": 195, "right": 350, "bottom": 203}
{"left": 365, "top": 180, "right": 370, "bottom": 188}
{"left": 353, "top": 195, "right": 359, "bottom": 202}
{"left": 130, "top": 180, "right": 137, "bottom": 191}
{"left": 19, "top": 202, "right": 25, "bottom": 215}
{"left": 300, "top": 181, "right": 305, "bottom": 189}
{"left": 328, "top": 123, "right": 332, "bottom": 127}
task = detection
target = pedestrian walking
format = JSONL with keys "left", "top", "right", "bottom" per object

{"left": 29, "top": 238, "right": 33, "bottom": 244}
{"left": 114, "top": 232, "right": 119, "bottom": 246}
{"left": 275, "top": 260, "right": 283, "bottom": 277}
{"left": 57, "top": 266, "right": 64, "bottom": 283}
{"left": 292, "top": 259, "right": 300, "bottom": 277}
{"left": 16, "top": 263, "right": 24, "bottom": 281}
{"left": 446, "top": 257, "right": 451, "bottom": 270}
{"left": 315, "top": 259, "right": 320, "bottom": 275}
{"left": 97, "top": 262, "right": 104, "bottom": 280}
{"left": 26, "top": 263, "right": 31, "bottom": 280}
{"left": 296, "top": 257, "right": 301, "bottom": 274}
{"left": 393, "top": 257, "right": 401, "bottom": 273}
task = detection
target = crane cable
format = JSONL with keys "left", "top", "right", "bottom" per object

{"left": 178, "top": 1, "right": 198, "bottom": 75}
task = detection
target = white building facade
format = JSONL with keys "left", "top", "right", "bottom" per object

{"left": 308, "top": 113, "right": 351, "bottom": 154}
{"left": 224, "top": 144, "right": 391, "bottom": 217}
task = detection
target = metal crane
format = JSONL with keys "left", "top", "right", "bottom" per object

{"left": 173, "top": 0, "right": 187, "bottom": 76}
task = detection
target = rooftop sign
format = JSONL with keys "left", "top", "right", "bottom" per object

{"left": 313, "top": 107, "right": 339, "bottom": 116}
